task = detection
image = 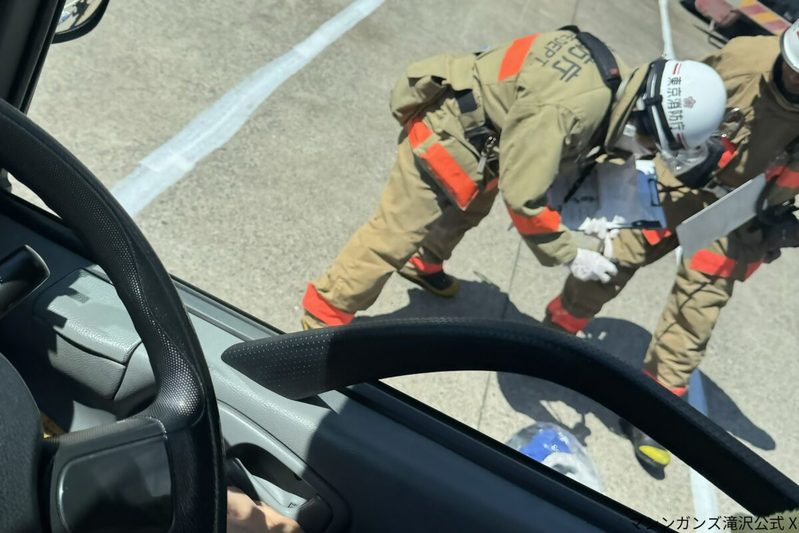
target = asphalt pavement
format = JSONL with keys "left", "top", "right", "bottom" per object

{"left": 14, "top": 0, "right": 799, "bottom": 523}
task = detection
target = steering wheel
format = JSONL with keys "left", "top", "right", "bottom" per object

{"left": 0, "top": 99, "right": 224, "bottom": 531}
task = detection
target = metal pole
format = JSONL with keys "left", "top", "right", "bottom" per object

{"left": 659, "top": 0, "right": 677, "bottom": 59}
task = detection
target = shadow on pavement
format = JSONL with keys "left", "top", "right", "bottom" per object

{"left": 353, "top": 278, "right": 513, "bottom": 322}
{"left": 702, "top": 374, "right": 775, "bottom": 451}
{"left": 501, "top": 316, "right": 775, "bottom": 452}
{"left": 358, "top": 279, "right": 775, "bottom": 452}
{"left": 359, "top": 279, "right": 628, "bottom": 445}
{"left": 583, "top": 317, "right": 774, "bottom": 450}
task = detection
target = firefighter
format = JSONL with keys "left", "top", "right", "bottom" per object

{"left": 545, "top": 23, "right": 799, "bottom": 469}
{"left": 300, "top": 29, "right": 726, "bottom": 331}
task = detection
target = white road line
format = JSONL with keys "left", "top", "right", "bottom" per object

{"left": 687, "top": 370, "right": 720, "bottom": 529}
{"left": 112, "top": 0, "right": 385, "bottom": 216}
{"left": 657, "top": 0, "right": 716, "bottom": 519}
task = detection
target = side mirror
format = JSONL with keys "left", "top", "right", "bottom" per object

{"left": 53, "top": 0, "right": 109, "bottom": 44}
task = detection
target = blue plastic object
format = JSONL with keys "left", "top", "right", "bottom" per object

{"left": 506, "top": 422, "right": 604, "bottom": 493}
{"left": 518, "top": 426, "right": 572, "bottom": 462}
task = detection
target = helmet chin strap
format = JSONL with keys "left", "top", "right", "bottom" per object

{"left": 774, "top": 55, "right": 799, "bottom": 104}
{"left": 613, "top": 121, "right": 656, "bottom": 158}
{"left": 613, "top": 100, "right": 658, "bottom": 158}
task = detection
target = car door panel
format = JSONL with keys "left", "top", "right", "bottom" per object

{"left": 210, "top": 363, "right": 627, "bottom": 532}
{"left": 220, "top": 404, "right": 343, "bottom": 533}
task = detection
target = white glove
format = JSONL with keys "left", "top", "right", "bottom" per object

{"left": 580, "top": 216, "right": 620, "bottom": 259}
{"left": 567, "top": 248, "right": 619, "bottom": 283}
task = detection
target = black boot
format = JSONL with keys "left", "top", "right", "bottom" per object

{"left": 398, "top": 265, "right": 460, "bottom": 298}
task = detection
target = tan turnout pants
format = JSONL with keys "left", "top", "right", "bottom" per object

{"left": 549, "top": 201, "right": 767, "bottom": 391}
{"left": 303, "top": 136, "right": 497, "bottom": 326}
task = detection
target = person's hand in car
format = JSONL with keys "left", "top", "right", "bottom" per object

{"left": 227, "top": 486, "right": 304, "bottom": 533}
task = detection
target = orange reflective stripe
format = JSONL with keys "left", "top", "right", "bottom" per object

{"left": 745, "top": 260, "right": 763, "bottom": 280}
{"left": 409, "top": 256, "right": 443, "bottom": 274}
{"left": 420, "top": 143, "right": 479, "bottom": 208}
{"left": 766, "top": 165, "right": 785, "bottom": 181}
{"left": 777, "top": 168, "right": 799, "bottom": 188}
{"left": 546, "top": 295, "right": 590, "bottom": 334}
{"left": 302, "top": 283, "right": 354, "bottom": 326}
{"left": 507, "top": 205, "right": 561, "bottom": 235}
{"left": 642, "top": 369, "right": 687, "bottom": 397}
{"left": 689, "top": 250, "right": 737, "bottom": 278}
{"left": 718, "top": 138, "right": 738, "bottom": 169}
{"left": 484, "top": 177, "right": 499, "bottom": 192}
{"left": 688, "top": 251, "right": 763, "bottom": 280}
{"left": 498, "top": 34, "right": 539, "bottom": 81}
{"left": 765, "top": 165, "right": 799, "bottom": 188}
{"left": 642, "top": 228, "right": 672, "bottom": 246}
{"left": 407, "top": 119, "right": 433, "bottom": 148}
{"left": 406, "top": 119, "right": 478, "bottom": 209}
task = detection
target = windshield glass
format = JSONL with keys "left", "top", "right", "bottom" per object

{"left": 18, "top": 0, "right": 799, "bottom": 524}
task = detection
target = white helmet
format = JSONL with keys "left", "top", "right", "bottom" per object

{"left": 637, "top": 59, "right": 726, "bottom": 153}
{"left": 781, "top": 19, "right": 799, "bottom": 72}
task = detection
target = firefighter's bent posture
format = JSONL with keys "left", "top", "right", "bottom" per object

{"left": 546, "top": 27, "right": 799, "bottom": 469}
{"left": 301, "top": 30, "right": 726, "bottom": 331}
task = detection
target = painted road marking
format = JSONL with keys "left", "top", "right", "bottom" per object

{"left": 112, "top": 0, "right": 385, "bottom": 216}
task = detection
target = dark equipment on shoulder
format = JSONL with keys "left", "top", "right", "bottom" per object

{"left": 558, "top": 26, "right": 622, "bottom": 204}
{"left": 559, "top": 26, "right": 622, "bottom": 122}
